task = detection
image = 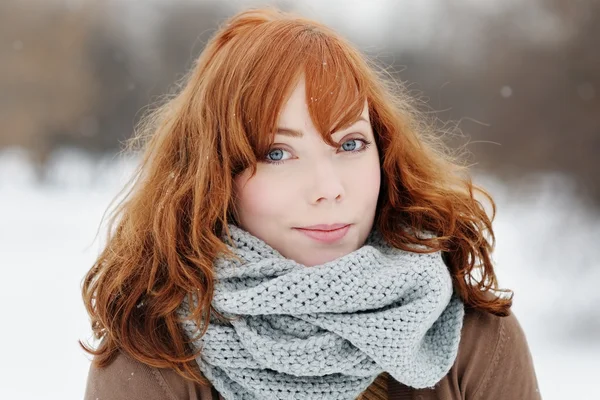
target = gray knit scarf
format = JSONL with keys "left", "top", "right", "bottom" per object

{"left": 177, "top": 224, "right": 464, "bottom": 400}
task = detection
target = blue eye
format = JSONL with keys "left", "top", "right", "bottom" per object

{"left": 340, "top": 138, "right": 370, "bottom": 152}
{"left": 265, "top": 148, "right": 291, "bottom": 164}
{"left": 341, "top": 139, "right": 358, "bottom": 151}
{"left": 267, "top": 149, "right": 284, "bottom": 161}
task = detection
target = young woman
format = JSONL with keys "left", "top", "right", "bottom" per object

{"left": 82, "top": 7, "right": 541, "bottom": 400}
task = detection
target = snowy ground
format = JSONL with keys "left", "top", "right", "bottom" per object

{"left": 0, "top": 147, "right": 598, "bottom": 399}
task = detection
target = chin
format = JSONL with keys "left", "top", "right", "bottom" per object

{"left": 300, "top": 249, "right": 352, "bottom": 267}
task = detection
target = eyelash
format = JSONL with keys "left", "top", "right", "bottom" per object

{"left": 265, "top": 138, "right": 373, "bottom": 165}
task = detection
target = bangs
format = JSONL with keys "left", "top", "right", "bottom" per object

{"left": 302, "top": 31, "right": 368, "bottom": 146}
{"left": 233, "top": 20, "right": 369, "bottom": 161}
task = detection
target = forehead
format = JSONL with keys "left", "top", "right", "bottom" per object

{"left": 278, "top": 77, "right": 370, "bottom": 131}
{"left": 278, "top": 78, "right": 310, "bottom": 125}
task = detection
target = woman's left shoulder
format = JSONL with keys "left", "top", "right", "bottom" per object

{"left": 390, "top": 300, "right": 543, "bottom": 399}
{"left": 453, "top": 303, "right": 542, "bottom": 398}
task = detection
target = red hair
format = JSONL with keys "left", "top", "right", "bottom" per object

{"left": 80, "top": 7, "right": 512, "bottom": 387}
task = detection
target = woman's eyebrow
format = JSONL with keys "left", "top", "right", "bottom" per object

{"left": 275, "top": 127, "right": 303, "bottom": 138}
{"left": 275, "top": 117, "right": 369, "bottom": 138}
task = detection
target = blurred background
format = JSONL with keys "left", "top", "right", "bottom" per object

{"left": 1, "top": 0, "right": 598, "bottom": 398}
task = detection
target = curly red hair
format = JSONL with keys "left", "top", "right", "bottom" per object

{"left": 80, "top": 6, "right": 512, "bottom": 387}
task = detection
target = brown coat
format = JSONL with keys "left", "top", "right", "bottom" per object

{"left": 84, "top": 305, "right": 541, "bottom": 399}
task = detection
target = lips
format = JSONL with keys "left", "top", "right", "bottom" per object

{"left": 293, "top": 223, "right": 351, "bottom": 244}
{"left": 299, "top": 223, "right": 349, "bottom": 231}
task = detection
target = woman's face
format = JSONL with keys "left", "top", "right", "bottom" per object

{"left": 233, "top": 77, "right": 381, "bottom": 266}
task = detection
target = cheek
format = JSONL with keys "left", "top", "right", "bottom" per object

{"left": 234, "top": 172, "right": 291, "bottom": 221}
{"left": 350, "top": 153, "right": 381, "bottom": 201}
{"left": 370, "top": 161, "right": 381, "bottom": 197}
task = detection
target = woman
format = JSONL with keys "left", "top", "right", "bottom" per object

{"left": 82, "top": 7, "right": 541, "bottom": 400}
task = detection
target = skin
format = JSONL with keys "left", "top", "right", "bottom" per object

{"left": 233, "top": 77, "right": 381, "bottom": 267}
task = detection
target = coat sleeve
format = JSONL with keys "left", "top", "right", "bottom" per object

{"left": 84, "top": 351, "right": 215, "bottom": 400}
{"left": 470, "top": 310, "right": 542, "bottom": 399}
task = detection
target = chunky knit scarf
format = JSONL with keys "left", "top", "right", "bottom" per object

{"left": 177, "top": 224, "right": 464, "bottom": 400}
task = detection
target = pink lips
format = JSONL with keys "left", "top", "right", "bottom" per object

{"left": 294, "top": 223, "right": 351, "bottom": 244}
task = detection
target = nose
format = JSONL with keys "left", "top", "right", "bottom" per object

{"left": 308, "top": 159, "right": 345, "bottom": 205}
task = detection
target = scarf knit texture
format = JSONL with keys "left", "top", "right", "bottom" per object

{"left": 177, "top": 224, "right": 464, "bottom": 400}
